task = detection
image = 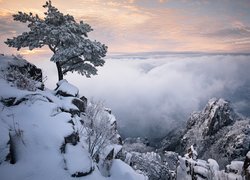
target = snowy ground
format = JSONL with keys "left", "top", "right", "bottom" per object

{"left": 0, "top": 55, "right": 147, "bottom": 180}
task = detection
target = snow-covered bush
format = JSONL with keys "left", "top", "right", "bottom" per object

{"left": 124, "top": 151, "right": 172, "bottom": 180}
{"left": 3, "top": 66, "right": 38, "bottom": 91}
{"left": 0, "top": 55, "right": 43, "bottom": 91}
{"left": 80, "top": 100, "right": 119, "bottom": 159}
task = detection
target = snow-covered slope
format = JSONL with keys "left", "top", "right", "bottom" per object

{"left": 0, "top": 55, "right": 147, "bottom": 180}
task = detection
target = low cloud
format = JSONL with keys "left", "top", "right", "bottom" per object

{"left": 39, "top": 53, "right": 247, "bottom": 140}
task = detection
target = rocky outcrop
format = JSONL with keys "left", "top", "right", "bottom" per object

{"left": 182, "top": 98, "right": 250, "bottom": 167}
{"left": 7, "top": 55, "right": 42, "bottom": 82}
{"left": 54, "top": 82, "right": 93, "bottom": 177}
{"left": 162, "top": 98, "right": 250, "bottom": 168}
{"left": 55, "top": 80, "right": 79, "bottom": 97}
{"left": 72, "top": 98, "right": 86, "bottom": 113}
{"left": 186, "top": 98, "right": 237, "bottom": 136}
{"left": 54, "top": 81, "right": 87, "bottom": 116}
{"left": 0, "top": 55, "right": 43, "bottom": 91}
{"left": 177, "top": 148, "right": 250, "bottom": 180}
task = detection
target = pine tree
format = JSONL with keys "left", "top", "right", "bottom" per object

{"left": 5, "top": 0, "right": 107, "bottom": 81}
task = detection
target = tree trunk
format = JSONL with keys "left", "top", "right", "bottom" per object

{"left": 56, "top": 61, "right": 63, "bottom": 81}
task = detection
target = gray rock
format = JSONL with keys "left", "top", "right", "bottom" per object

{"left": 72, "top": 98, "right": 86, "bottom": 112}
{"left": 55, "top": 80, "right": 79, "bottom": 97}
{"left": 161, "top": 98, "right": 250, "bottom": 169}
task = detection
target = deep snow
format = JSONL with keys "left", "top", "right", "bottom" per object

{"left": 0, "top": 55, "right": 147, "bottom": 180}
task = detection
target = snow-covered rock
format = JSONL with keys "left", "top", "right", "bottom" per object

{"left": 0, "top": 54, "right": 42, "bottom": 82}
{"left": 183, "top": 98, "right": 250, "bottom": 167}
{"left": 162, "top": 98, "right": 250, "bottom": 168}
{"left": 55, "top": 79, "right": 79, "bottom": 97}
{"left": 0, "top": 55, "right": 43, "bottom": 91}
{"left": 0, "top": 55, "right": 146, "bottom": 180}
{"left": 176, "top": 147, "right": 250, "bottom": 180}
{"left": 110, "top": 159, "right": 147, "bottom": 180}
{"left": 72, "top": 97, "right": 87, "bottom": 112}
{"left": 64, "top": 144, "right": 94, "bottom": 177}
{"left": 186, "top": 98, "right": 237, "bottom": 135}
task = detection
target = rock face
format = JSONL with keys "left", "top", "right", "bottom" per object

{"left": 186, "top": 98, "right": 236, "bottom": 136}
{"left": 0, "top": 55, "right": 43, "bottom": 91}
{"left": 4, "top": 55, "right": 43, "bottom": 82}
{"left": 162, "top": 98, "right": 250, "bottom": 168}
{"left": 72, "top": 98, "right": 86, "bottom": 113}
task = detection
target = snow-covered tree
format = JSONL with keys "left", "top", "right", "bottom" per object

{"left": 5, "top": 0, "right": 107, "bottom": 81}
{"left": 80, "top": 100, "right": 118, "bottom": 159}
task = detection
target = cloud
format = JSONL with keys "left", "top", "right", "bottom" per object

{"left": 37, "top": 53, "right": 249, "bottom": 140}
{"left": 159, "top": 0, "right": 168, "bottom": 3}
{"left": 127, "top": 0, "right": 136, "bottom": 3}
{"left": 0, "top": 11, "right": 29, "bottom": 54}
{"left": 204, "top": 25, "right": 250, "bottom": 39}
{"left": 2, "top": 0, "right": 250, "bottom": 54}
{"left": 200, "top": 23, "right": 250, "bottom": 52}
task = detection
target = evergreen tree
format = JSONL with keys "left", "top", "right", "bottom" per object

{"left": 5, "top": 0, "right": 107, "bottom": 81}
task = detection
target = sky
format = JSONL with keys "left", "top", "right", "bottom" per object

{"left": 0, "top": 0, "right": 250, "bottom": 57}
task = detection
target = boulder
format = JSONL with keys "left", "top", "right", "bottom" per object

{"left": 72, "top": 98, "right": 86, "bottom": 113}
{"left": 64, "top": 144, "right": 94, "bottom": 177}
{"left": 80, "top": 96, "right": 87, "bottom": 106}
{"left": 0, "top": 97, "right": 16, "bottom": 107}
{"left": 61, "top": 132, "right": 80, "bottom": 153}
{"left": 55, "top": 80, "right": 79, "bottom": 97}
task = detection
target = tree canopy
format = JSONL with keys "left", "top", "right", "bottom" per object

{"left": 5, "top": 0, "right": 107, "bottom": 81}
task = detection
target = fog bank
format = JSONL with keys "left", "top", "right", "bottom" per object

{"left": 38, "top": 53, "right": 250, "bottom": 139}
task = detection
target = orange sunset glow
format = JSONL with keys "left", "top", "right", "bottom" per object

{"left": 1, "top": 0, "right": 250, "bottom": 57}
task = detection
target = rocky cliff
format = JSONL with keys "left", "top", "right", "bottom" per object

{"left": 162, "top": 98, "right": 250, "bottom": 168}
